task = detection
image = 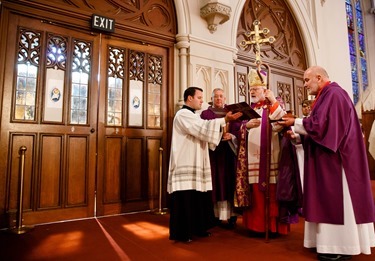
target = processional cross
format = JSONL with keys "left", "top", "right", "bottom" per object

{"left": 239, "top": 20, "right": 276, "bottom": 242}
{"left": 240, "top": 20, "right": 275, "bottom": 68}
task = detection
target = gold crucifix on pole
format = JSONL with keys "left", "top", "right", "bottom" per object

{"left": 240, "top": 20, "right": 275, "bottom": 68}
{"left": 240, "top": 19, "right": 276, "bottom": 243}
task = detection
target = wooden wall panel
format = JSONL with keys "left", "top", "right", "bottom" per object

{"left": 272, "top": 73, "right": 294, "bottom": 112}
{"left": 147, "top": 138, "right": 161, "bottom": 209}
{"left": 362, "top": 111, "right": 375, "bottom": 180}
{"left": 67, "top": 136, "right": 88, "bottom": 206}
{"left": 294, "top": 78, "right": 305, "bottom": 117}
{"left": 8, "top": 134, "right": 35, "bottom": 211}
{"left": 39, "top": 135, "right": 63, "bottom": 209}
{"left": 126, "top": 138, "right": 142, "bottom": 201}
{"left": 104, "top": 137, "right": 122, "bottom": 203}
{"left": 235, "top": 65, "right": 248, "bottom": 103}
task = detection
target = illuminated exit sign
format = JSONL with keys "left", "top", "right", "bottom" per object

{"left": 91, "top": 14, "right": 115, "bottom": 33}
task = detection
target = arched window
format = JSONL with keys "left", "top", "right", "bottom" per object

{"left": 346, "top": 0, "right": 369, "bottom": 105}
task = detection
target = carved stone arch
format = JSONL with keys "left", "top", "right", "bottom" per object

{"left": 196, "top": 65, "right": 211, "bottom": 95}
{"left": 214, "top": 69, "right": 228, "bottom": 88}
{"left": 235, "top": 0, "right": 308, "bottom": 116}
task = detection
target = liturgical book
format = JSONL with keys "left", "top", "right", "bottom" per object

{"left": 224, "top": 102, "right": 261, "bottom": 121}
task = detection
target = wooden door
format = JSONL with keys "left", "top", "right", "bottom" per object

{"left": 0, "top": 14, "right": 170, "bottom": 226}
{"left": 0, "top": 13, "right": 99, "bottom": 226}
{"left": 95, "top": 37, "right": 168, "bottom": 216}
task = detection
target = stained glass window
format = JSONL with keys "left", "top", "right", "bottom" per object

{"left": 147, "top": 55, "right": 162, "bottom": 128}
{"left": 70, "top": 40, "right": 91, "bottom": 125}
{"left": 346, "top": 0, "right": 368, "bottom": 104}
{"left": 15, "top": 29, "right": 40, "bottom": 121}
{"left": 107, "top": 46, "right": 124, "bottom": 126}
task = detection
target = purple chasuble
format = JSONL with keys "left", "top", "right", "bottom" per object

{"left": 302, "top": 82, "right": 375, "bottom": 224}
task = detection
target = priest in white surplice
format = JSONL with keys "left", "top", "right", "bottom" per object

{"left": 167, "top": 86, "right": 242, "bottom": 243}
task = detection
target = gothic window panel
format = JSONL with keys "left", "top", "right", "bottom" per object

{"left": 107, "top": 46, "right": 125, "bottom": 126}
{"left": 237, "top": 72, "right": 247, "bottom": 103}
{"left": 14, "top": 28, "right": 41, "bottom": 121}
{"left": 128, "top": 50, "right": 145, "bottom": 127}
{"left": 236, "top": 0, "right": 307, "bottom": 70}
{"left": 147, "top": 55, "right": 162, "bottom": 128}
{"left": 44, "top": 33, "right": 68, "bottom": 122}
{"left": 346, "top": 0, "right": 369, "bottom": 104}
{"left": 70, "top": 39, "right": 91, "bottom": 125}
{"left": 235, "top": 0, "right": 307, "bottom": 115}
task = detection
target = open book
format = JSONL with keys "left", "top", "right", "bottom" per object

{"left": 224, "top": 102, "right": 261, "bottom": 121}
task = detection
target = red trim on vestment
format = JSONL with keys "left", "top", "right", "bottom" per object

{"left": 311, "top": 81, "right": 331, "bottom": 109}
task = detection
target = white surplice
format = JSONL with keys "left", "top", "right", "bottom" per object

{"left": 294, "top": 118, "right": 375, "bottom": 256}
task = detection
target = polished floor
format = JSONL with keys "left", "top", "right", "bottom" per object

{"left": 1, "top": 181, "right": 375, "bottom": 261}
{"left": 1, "top": 213, "right": 375, "bottom": 260}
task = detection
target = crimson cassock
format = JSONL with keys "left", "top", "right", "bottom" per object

{"left": 302, "top": 82, "right": 375, "bottom": 224}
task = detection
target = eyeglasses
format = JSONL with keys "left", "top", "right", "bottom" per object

{"left": 249, "top": 87, "right": 264, "bottom": 92}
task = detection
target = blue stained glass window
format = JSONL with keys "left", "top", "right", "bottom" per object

{"left": 346, "top": 0, "right": 368, "bottom": 105}
{"left": 354, "top": 0, "right": 361, "bottom": 10}
{"left": 351, "top": 56, "right": 358, "bottom": 82}
{"left": 348, "top": 31, "right": 355, "bottom": 54}
{"left": 346, "top": 4, "right": 353, "bottom": 28}
{"left": 358, "top": 34, "right": 365, "bottom": 54}
{"left": 356, "top": 9, "right": 363, "bottom": 34}
{"left": 352, "top": 82, "right": 359, "bottom": 105}
{"left": 361, "top": 57, "right": 368, "bottom": 87}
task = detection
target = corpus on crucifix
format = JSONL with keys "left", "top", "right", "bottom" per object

{"left": 240, "top": 20, "right": 275, "bottom": 67}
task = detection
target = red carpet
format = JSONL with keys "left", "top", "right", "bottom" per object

{"left": 1, "top": 211, "right": 374, "bottom": 261}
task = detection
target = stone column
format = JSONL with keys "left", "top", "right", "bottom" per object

{"left": 176, "top": 34, "right": 190, "bottom": 108}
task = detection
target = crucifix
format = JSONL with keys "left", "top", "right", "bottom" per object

{"left": 240, "top": 20, "right": 275, "bottom": 68}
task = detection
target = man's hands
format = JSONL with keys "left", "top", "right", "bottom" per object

{"left": 245, "top": 118, "right": 261, "bottom": 129}
{"left": 222, "top": 132, "right": 232, "bottom": 141}
{"left": 264, "top": 89, "right": 276, "bottom": 105}
{"left": 285, "top": 129, "right": 297, "bottom": 140}
{"left": 278, "top": 117, "right": 295, "bottom": 127}
{"left": 224, "top": 111, "right": 243, "bottom": 122}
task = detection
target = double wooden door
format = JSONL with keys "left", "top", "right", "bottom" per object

{"left": 0, "top": 13, "right": 168, "bottom": 226}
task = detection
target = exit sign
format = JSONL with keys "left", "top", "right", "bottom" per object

{"left": 91, "top": 14, "right": 115, "bottom": 33}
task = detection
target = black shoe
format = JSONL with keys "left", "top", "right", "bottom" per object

{"left": 214, "top": 218, "right": 222, "bottom": 226}
{"left": 227, "top": 216, "right": 237, "bottom": 229}
{"left": 317, "top": 253, "right": 352, "bottom": 261}
{"left": 181, "top": 238, "right": 193, "bottom": 243}
{"left": 196, "top": 231, "right": 212, "bottom": 237}
{"left": 248, "top": 230, "right": 265, "bottom": 238}
{"left": 169, "top": 235, "right": 193, "bottom": 243}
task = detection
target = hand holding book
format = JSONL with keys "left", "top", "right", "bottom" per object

{"left": 224, "top": 102, "right": 261, "bottom": 121}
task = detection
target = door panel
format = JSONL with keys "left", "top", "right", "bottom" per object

{"left": 0, "top": 12, "right": 169, "bottom": 226}
{"left": 96, "top": 37, "right": 167, "bottom": 216}
{"left": 0, "top": 13, "right": 99, "bottom": 226}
